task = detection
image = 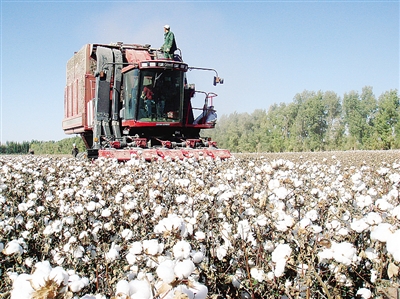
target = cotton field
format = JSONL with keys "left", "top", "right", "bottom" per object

{"left": 0, "top": 151, "right": 399, "bottom": 299}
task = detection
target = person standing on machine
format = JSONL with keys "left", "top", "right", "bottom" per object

{"left": 161, "top": 25, "right": 177, "bottom": 59}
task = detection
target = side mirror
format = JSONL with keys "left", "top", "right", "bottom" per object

{"left": 213, "top": 76, "right": 224, "bottom": 86}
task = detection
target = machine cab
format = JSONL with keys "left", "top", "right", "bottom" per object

{"left": 121, "top": 61, "right": 187, "bottom": 126}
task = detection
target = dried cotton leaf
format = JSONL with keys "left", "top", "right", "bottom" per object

{"left": 388, "top": 262, "right": 399, "bottom": 279}
{"left": 157, "top": 282, "right": 173, "bottom": 296}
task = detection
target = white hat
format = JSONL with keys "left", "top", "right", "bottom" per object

{"left": 73, "top": 143, "right": 76, "bottom": 147}
{"left": 164, "top": 24, "right": 170, "bottom": 30}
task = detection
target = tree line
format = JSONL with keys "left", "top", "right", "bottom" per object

{"left": 0, "top": 137, "right": 84, "bottom": 155}
{"left": 207, "top": 87, "right": 400, "bottom": 152}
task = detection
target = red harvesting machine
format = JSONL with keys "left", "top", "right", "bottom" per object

{"left": 62, "top": 43, "right": 231, "bottom": 161}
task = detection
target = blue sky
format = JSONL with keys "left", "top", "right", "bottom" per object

{"left": 1, "top": 0, "right": 399, "bottom": 143}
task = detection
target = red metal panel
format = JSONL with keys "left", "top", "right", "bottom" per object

{"left": 125, "top": 49, "right": 152, "bottom": 64}
{"left": 74, "top": 78, "right": 78, "bottom": 115}
{"left": 68, "top": 85, "right": 73, "bottom": 118}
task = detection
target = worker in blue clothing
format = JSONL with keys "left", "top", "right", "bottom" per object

{"left": 160, "top": 25, "right": 177, "bottom": 59}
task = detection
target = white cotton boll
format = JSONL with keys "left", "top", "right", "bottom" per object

{"left": 356, "top": 288, "right": 372, "bottom": 299}
{"left": 69, "top": 278, "right": 88, "bottom": 293}
{"left": 15, "top": 215, "right": 24, "bottom": 225}
{"left": 176, "top": 194, "right": 187, "bottom": 203}
{"left": 115, "top": 280, "right": 130, "bottom": 297}
{"left": 266, "top": 271, "right": 275, "bottom": 281}
{"left": 365, "top": 248, "right": 379, "bottom": 261}
{"left": 272, "top": 244, "right": 292, "bottom": 263}
{"left": 389, "top": 173, "right": 400, "bottom": 184}
{"left": 156, "top": 259, "right": 176, "bottom": 283}
{"left": 129, "top": 279, "right": 152, "bottom": 299}
{"left": 332, "top": 242, "right": 356, "bottom": 266}
{"left": 86, "top": 201, "right": 97, "bottom": 211}
{"left": 305, "top": 209, "right": 318, "bottom": 221}
{"left": 299, "top": 217, "right": 311, "bottom": 229}
{"left": 25, "top": 257, "right": 33, "bottom": 268}
{"left": 3, "top": 240, "right": 23, "bottom": 255}
{"left": 122, "top": 229, "right": 134, "bottom": 240}
{"left": 237, "top": 219, "right": 252, "bottom": 240}
{"left": 191, "top": 251, "right": 204, "bottom": 263}
{"left": 188, "top": 281, "right": 207, "bottom": 299}
{"left": 250, "top": 267, "right": 265, "bottom": 282}
{"left": 375, "top": 197, "right": 393, "bottom": 211}
{"left": 355, "top": 195, "right": 372, "bottom": 209}
{"left": 173, "top": 240, "right": 191, "bottom": 260}
{"left": 49, "top": 266, "right": 69, "bottom": 286}
{"left": 115, "top": 192, "right": 123, "bottom": 203}
{"left": 337, "top": 227, "right": 348, "bottom": 236}
{"left": 326, "top": 219, "right": 341, "bottom": 230}
{"left": 391, "top": 205, "right": 400, "bottom": 219}
{"left": 101, "top": 208, "right": 112, "bottom": 217}
{"left": 126, "top": 252, "right": 137, "bottom": 265}
{"left": 194, "top": 231, "right": 206, "bottom": 241}
{"left": 256, "top": 214, "right": 268, "bottom": 226}
{"left": 105, "top": 247, "right": 120, "bottom": 263}
{"left": 216, "top": 245, "right": 228, "bottom": 260}
{"left": 318, "top": 248, "right": 334, "bottom": 262}
{"left": 367, "top": 187, "right": 378, "bottom": 196}
{"left": 389, "top": 188, "right": 399, "bottom": 199}
{"left": 174, "top": 259, "right": 195, "bottom": 279}
{"left": 268, "top": 179, "right": 280, "bottom": 190}
{"left": 370, "top": 269, "right": 378, "bottom": 283}
{"left": 129, "top": 241, "right": 142, "bottom": 255}
{"left": 275, "top": 213, "right": 294, "bottom": 232}
{"left": 74, "top": 205, "right": 84, "bottom": 214}
{"left": 73, "top": 246, "right": 85, "bottom": 259}
{"left": 143, "top": 239, "right": 162, "bottom": 256}
{"left": 63, "top": 243, "right": 71, "bottom": 253}
{"left": 30, "top": 261, "right": 52, "bottom": 289}
{"left": 274, "top": 187, "right": 289, "bottom": 200}
{"left": 146, "top": 257, "right": 158, "bottom": 268}
{"left": 274, "top": 259, "right": 286, "bottom": 277}
{"left": 18, "top": 202, "right": 29, "bottom": 211}
{"left": 64, "top": 216, "right": 75, "bottom": 225}
{"left": 264, "top": 240, "right": 275, "bottom": 252}
{"left": 311, "top": 225, "right": 322, "bottom": 233}
{"left": 386, "top": 230, "right": 400, "bottom": 262}
{"left": 351, "top": 172, "right": 362, "bottom": 184}
{"left": 370, "top": 223, "right": 393, "bottom": 242}
{"left": 231, "top": 269, "right": 244, "bottom": 288}
{"left": 79, "top": 231, "right": 89, "bottom": 240}
{"left": 10, "top": 274, "right": 33, "bottom": 299}
{"left": 350, "top": 218, "right": 369, "bottom": 233}
{"left": 53, "top": 252, "right": 65, "bottom": 265}
{"left": 365, "top": 212, "right": 382, "bottom": 225}
{"left": 26, "top": 220, "right": 34, "bottom": 230}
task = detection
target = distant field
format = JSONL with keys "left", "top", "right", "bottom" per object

{"left": 233, "top": 150, "right": 400, "bottom": 167}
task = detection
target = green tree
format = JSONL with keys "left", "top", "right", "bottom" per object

{"left": 373, "top": 90, "right": 399, "bottom": 149}
{"left": 342, "top": 86, "right": 377, "bottom": 149}
{"left": 323, "top": 91, "right": 344, "bottom": 150}
{"left": 291, "top": 91, "right": 327, "bottom": 151}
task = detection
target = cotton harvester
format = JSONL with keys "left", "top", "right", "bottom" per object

{"left": 62, "top": 42, "right": 231, "bottom": 161}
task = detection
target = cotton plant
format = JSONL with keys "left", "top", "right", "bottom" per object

{"left": 1, "top": 153, "right": 400, "bottom": 298}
